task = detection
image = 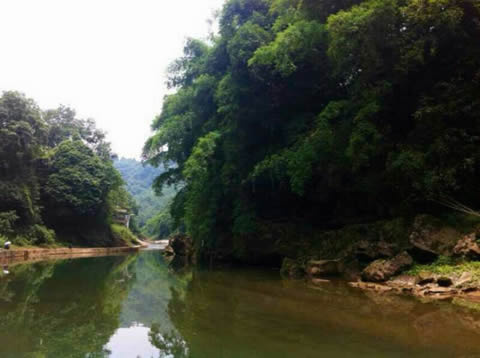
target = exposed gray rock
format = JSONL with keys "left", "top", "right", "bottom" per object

{"left": 362, "top": 252, "right": 413, "bottom": 282}
{"left": 306, "top": 259, "right": 342, "bottom": 277}
{"left": 453, "top": 233, "right": 480, "bottom": 260}
{"left": 407, "top": 215, "right": 461, "bottom": 263}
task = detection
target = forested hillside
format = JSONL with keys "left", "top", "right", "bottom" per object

{"left": 114, "top": 158, "right": 177, "bottom": 238}
{"left": 143, "top": 0, "right": 480, "bottom": 261}
{"left": 0, "top": 92, "right": 137, "bottom": 247}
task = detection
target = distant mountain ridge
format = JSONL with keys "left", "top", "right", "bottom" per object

{"left": 114, "top": 158, "right": 176, "bottom": 234}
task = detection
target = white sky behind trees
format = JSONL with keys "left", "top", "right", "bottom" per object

{"left": 0, "top": 0, "right": 226, "bottom": 158}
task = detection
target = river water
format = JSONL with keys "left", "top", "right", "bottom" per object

{"left": 1, "top": 249, "right": 480, "bottom": 357}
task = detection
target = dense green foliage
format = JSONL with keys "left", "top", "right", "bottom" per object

{"left": 114, "top": 158, "right": 177, "bottom": 238}
{"left": 0, "top": 91, "right": 136, "bottom": 247}
{"left": 144, "top": 0, "right": 480, "bottom": 258}
{"left": 44, "top": 140, "right": 121, "bottom": 216}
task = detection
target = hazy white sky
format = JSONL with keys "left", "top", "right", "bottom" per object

{"left": 0, "top": 0, "right": 225, "bottom": 158}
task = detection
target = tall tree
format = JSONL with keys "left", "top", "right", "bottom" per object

{"left": 144, "top": 0, "right": 480, "bottom": 260}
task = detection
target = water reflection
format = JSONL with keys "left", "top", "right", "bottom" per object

{"left": 0, "top": 254, "right": 136, "bottom": 358}
{"left": 106, "top": 325, "right": 159, "bottom": 358}
{"left": 159, "top": 268, "right": 480, "bottom": 358}
{"left": 149, "top": 324, "right": 189, "bottom": 358}
{"left": 114, "top": 250, "right": 190, "bottom": 357}
{"left": 2, "top": 251, "right": 480, "bottom": 357}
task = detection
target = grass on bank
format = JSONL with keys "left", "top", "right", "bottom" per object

{"left": 406, "top": 256, "right": 480, "bottom": 280}
{"left": 1, "top": 225, "right": 139, "bottom": 249}
{"left": 110, "top": 224, "right": 139, "bottom": 247}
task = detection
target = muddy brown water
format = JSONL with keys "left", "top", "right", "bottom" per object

{"left": 0, "top": 249, "right": 480, "bottom": 357}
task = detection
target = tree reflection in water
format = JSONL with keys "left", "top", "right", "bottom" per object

{"left": 149, "top": 324, "right": 189, "bottom": 358}
{"left": 0, "top": 254, "right": 137, "bottom": 358}
{"left": 117, "top": 250, "right": 191, "bottom": 358}
{"left": 4, "top": 251, "right": 480, "bottom": 358}
{"left": 155, "top": 266, "right": 480, "bottom": 358}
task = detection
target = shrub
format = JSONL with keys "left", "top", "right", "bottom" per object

{"left": 110, "top": 224, "right": 138, "bottom": 246}
{"left": 0, "top": 211, "right": 19, "bottom": 237}
{"left": 30, "top": 225, "right": 56, "bottom": 246}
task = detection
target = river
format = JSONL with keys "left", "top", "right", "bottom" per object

{"left": 0, "top": 249, "right": 480, "bottom": 357}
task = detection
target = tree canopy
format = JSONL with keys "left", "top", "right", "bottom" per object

{"left": 144, "top": 0, "right": 480, "bottom": 258}
{"left": 0, "top": 91, "right": 136, "bottom": 247}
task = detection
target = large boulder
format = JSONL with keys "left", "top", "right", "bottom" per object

{"left": 362, "top": 252, "right": 413, "bottom": 282}
{"left": 407, "top": 215, "right": 459, "bottom": 263}
{"left": 169, "top": 234, "right": 193, "bottom": 257}
{"left": 163, "top": 245, "right": 175, "bottom": 256}
{"left": 453, "top": 233, "right": 480, "bottom": 260}
{"left": 306, "top": 259, "right": 342, "bottom": 278}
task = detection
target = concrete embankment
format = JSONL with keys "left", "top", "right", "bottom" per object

{"left": 0, "top": 245, "right": 143, "bottom": 266}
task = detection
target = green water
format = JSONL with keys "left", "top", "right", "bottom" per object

{"left": 1, "top": 250, "right": 480, "bottom": 358}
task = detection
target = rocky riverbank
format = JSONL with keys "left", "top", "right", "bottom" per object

{"left": 161, "top": 214, "right": 480, "bottom": 304}
{"left": 282, "top": 214, "right": 480, "bottom": 303}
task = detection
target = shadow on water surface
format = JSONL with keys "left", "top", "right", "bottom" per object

{"left": 2, "top": 251, "right": 480, "bottom": 357}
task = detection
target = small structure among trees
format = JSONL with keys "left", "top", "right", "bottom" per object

{"left": 113, "top": 208, "right": 133, "bottom": 229}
